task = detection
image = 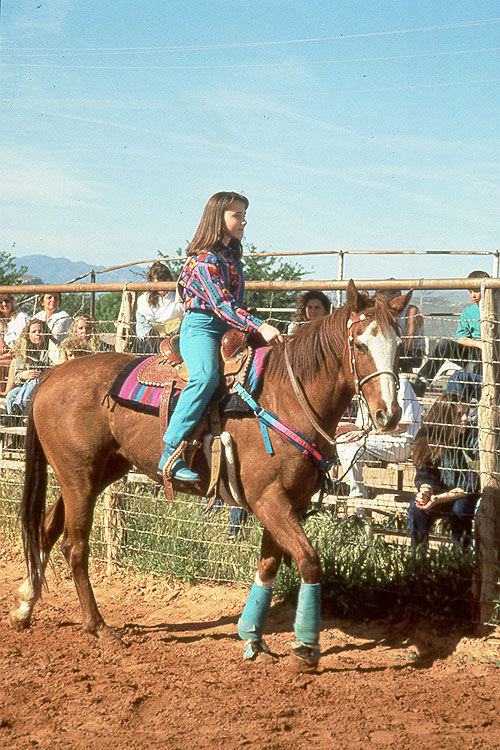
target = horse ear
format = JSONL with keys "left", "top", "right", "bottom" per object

{"left": 345, "top": 279, "right": 365, "bottom": 312}
{"left": 388, "top": 289, "right": 413, "bottom": 315}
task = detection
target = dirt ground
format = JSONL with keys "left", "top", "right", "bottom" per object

{"left": 1, "top": 545, "right": 500, "bottom": 750}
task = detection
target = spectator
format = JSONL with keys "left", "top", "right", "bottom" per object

{"left": 34, "top": 292, "right": 72, "bottom": 344}
{"left": 413, "top": 270, "right": 489, "bottom": 395}
{"left": 60, "top": 334, "right": 95, "bottom": 361}
{"left": 408, "top": 371, "right": 481, "bottom": 551}
{"left": 68, "top": 314, "right": 102, "bottom": 351}
{"left": 5, "top": 318, "right": 52, "bottom": 414}
{"left": 288, "top": 291, "right": 332, "bottom": 334}
{"left": 335, "top": 375, "right": 421, "bottom": 501}
{"left": 0, "top": 293, "right": 30, "bottom": 363}
{"left": 375, "top": 284, "right": 424, "bottom": 373}
{"left": 136, "top": 261, "right": 184, "bottom": 352}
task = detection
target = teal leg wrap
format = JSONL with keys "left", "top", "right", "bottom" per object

{"left": 294, "top": 582, "right": 321, "bottom": 645}
{"left": 238, "top": 583, "right": 273, "bottom": 642}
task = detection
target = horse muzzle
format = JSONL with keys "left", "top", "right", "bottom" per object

{"left": 372, "top": 403, "right": 402, "bottom": 433}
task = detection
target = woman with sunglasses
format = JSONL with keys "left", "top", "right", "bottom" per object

{"left": 0, "top": 294, "right": 29, "bottom": 361}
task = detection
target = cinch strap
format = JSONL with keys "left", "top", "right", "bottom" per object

{"left": 234, "top": 382, "right": 334, "bottom": 472}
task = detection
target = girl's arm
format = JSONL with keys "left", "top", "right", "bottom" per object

{"left": 415, "top": 486, "right": 467, "bottom": 510}
{"left": 4, "top": 358, "right": 16, "bottom": 395}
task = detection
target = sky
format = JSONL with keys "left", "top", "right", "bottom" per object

{"left": 2, "top": 0, "right": 500, "bottom": 283}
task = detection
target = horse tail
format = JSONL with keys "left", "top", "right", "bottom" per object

{"left": 20, "top": 399, "right": 48, "bottom": 593}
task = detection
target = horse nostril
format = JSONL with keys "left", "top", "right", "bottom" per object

{"left": 375, "top": 410, "right": 388, "bottom": 428}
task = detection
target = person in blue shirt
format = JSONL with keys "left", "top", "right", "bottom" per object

{"left": 413, "top": 270, "right": 488, "bottom": 395}
{"left": 408, "top": 371, "right": 481, "bottom": 550}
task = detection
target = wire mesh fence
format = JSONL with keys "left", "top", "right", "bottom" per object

{"left": 1, "top": 276, "right": 500, "bottom": 629}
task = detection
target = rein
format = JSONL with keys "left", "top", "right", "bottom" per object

{"left": 283, "top": 311, "right": 399, "bottom": 443}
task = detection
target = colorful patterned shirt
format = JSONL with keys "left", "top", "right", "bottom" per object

{"left": 178, "top": 246, "right": 263, "bottom": 332}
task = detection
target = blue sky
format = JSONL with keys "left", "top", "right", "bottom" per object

{"left": 2, "top": 1, "right": 500, "bottom": 282}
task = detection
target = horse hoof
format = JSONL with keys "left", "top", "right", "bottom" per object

{"left": 242, "top": 638, "right": 271, "bottom": 661}
{"left": 96, "top": 626, "right": 123, "bottom": 644}
{"left": 289, "top": 641, "right": 321, "bottom": 673}
{"left": 7, "top": 610, "right": 31, "bottom": 631}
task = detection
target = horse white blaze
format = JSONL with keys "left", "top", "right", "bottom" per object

{"left": 357, "top": 321, "right": 401, "bottom": 423}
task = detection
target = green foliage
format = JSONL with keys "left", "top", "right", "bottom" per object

{"left": 95, "top": 292, "right": 123, "bottom": 322}
{"left": 0, "top": 251, "right": 27, "bottom": 286}
{"left": 242, "top": 243, "right": 307, "bottom": 315}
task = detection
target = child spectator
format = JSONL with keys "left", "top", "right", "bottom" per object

{"left": 413, "top": 270, "right": 489, "bottom": 395}
{"left": 5, "top": 318, "right": 52, "bottom": 414}
{"left": 409, "top": 371, "right": 481, "bottom": 550}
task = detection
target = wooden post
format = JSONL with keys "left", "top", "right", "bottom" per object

{"left": 474, "top": 286, "right": 500, "bottom": 629}
{"left": 102, "top": 480, "right": 126, "bottom": 574}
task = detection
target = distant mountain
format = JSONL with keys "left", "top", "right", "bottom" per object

{"left": 15, "top": 254, "right": 145, "bottom": 285}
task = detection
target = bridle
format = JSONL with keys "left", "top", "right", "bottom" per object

{"left": 283, "top": 310, "right": 399, "bottom": 443}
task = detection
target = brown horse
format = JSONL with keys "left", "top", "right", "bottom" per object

{"left": 9, "top": 281, "right": 411, "bottom": 668}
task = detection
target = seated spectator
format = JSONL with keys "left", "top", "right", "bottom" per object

{"left": 67, "top": 314, "right": 103, "bottom": 352}
{"left": 136, "top": 261, "right": 184, "bottom": 352}
{"left": 375, "top": 284, "right": 424, "bottom": 373}
{"left": 5, "top": 318, "right": 52, "bottom": 414}
{"left": 335, "top": 375, "right": 421, "bottom": 500}
{"left": 288, "top": 291, "right": 332, "bottom": 334}
{"left": 34, "top": 292, "right": 72, "bottom": 344}
{"left": 60, "top": 334, "right": 95, "bottom": 361}
{"left": 413, "top": 270, "right": 489, "bottom": 395}
{"left": 408, "top": 371, "right": 481, "bottom": 551}
{"left": 0, "top": 293, "right": 30, "bottom": 363}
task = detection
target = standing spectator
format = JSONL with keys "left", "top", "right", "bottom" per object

{"left": 413, "top": 270, "right": 489, "bottom": 395}
{"left": 5, "top": 318, "right": 52, "bottom": 414}
{"left": 335, "top": 375, "right": 421, "bottom": 500}
{"left": 136, "top": 261, "right": 184, "bottom": 352}
{"left": 0, "top": 294, "right": 29, "bottom": 362}
{"left": 408, "top": 371, "right": 481, "bottom": 551}
{"left": 34, "top": 292, "right": 72, "bottom": 344}
{"left": 375, "top": 284, "right": 424, "bottom": 372}
{"left": 288, "top": 290, "right": 332, "bottom": 334}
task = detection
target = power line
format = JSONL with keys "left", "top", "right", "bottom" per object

{"left": 3, "top": 17, "right": 500, "bottom": 55}
{"left": 3, "top": 46, "right": 500, "bottom": 71}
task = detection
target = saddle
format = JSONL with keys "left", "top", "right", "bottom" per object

{"left": 136, "top": 332, "right": 255, "bottom": 502}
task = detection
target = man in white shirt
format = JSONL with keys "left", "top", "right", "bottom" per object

{"left": 335, "top": 376, "right": 421, "bottom": 500}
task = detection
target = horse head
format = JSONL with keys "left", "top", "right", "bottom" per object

{"left": 345, "top": 279, "right": 412, "bottom": 433}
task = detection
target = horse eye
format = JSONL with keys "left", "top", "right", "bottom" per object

{"left": 355, "top": 342, "right": 368, "bottom": 354}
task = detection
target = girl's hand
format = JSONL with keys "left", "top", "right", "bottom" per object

{"left": 258, "top": 322, "right": 284, "bottom": 346}
{"left": 0, "top": 339, "right": 7, "bottom": 355}
{"left": 415, "top": 488, "right": 435, "bottom": 510}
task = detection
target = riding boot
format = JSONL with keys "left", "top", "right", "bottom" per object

{"left": 158, "top": 442, "right": 199, "bottom": 482}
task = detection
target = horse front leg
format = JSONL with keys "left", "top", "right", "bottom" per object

{"left": 250, "top": 489, "right": 322, "bottom": 671}
{"left": 238, "top": 528, "right": 282, "bottom": 660}
{"left": 9, "top": 495, "right": 65, "bottom": 630}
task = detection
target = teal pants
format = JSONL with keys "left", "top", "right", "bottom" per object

{"left": 162, "top": 310, "right": 229, "bottom": 448}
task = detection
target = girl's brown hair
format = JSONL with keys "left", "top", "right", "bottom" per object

{"left": 12, "top": 318, "right": 52, "bottom": 360}
{"left": 145, "top": 261, "right": 174, "bottom": 307}
{"left": 412, "top": 391, "right": 467, "bottom": 469}
{"left": 186, "top": 191, "right": 249, "bottom": 260}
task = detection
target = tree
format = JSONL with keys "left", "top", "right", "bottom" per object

{"left": 95, "top": 292, "right": 123, "bottom": 323}
{"left": 242, "top": 243, "right": 307, "bottom": 319}
{"left": 0, "top": 251, "right": 27, "bottom": 286}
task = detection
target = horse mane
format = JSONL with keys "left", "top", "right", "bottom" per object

{"left": 266, "top": 292, "right": 398, "bottom": 386}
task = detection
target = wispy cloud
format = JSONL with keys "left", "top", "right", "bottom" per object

{"left": 0, "top": 148, "right": 100, "bottom": 208}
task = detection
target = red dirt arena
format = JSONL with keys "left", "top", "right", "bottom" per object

{"left": 1, "top": 545, "right": 500, "bottom": 749}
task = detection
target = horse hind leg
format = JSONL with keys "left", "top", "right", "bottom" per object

{"left": 8, "top": 495, "right": 65, "bottom": 630}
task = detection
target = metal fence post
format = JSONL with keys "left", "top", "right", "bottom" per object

{"left": 474, "top": 285, "right": 500, "bottom": 629}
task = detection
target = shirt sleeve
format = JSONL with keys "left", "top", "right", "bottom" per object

{"left": 187, "top": 253, "right": 263, "bottom": 332}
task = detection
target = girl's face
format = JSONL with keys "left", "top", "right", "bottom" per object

{"left": 42, "top": 294, "right": 60, "bottom": 312}
{"left": 75, "top": 319, "right": 91, "bottom": 337}
{"left": 0, "top": 296, "right": 13, "bottom": 318}
{"left": 29, "top": 322, "right": 44, "bottom": 346}
{"left": 305, "top": 298, "right": 328, "bottom": 320}
{"left": 222, "top": 200, "right": 247, "bottom": 245}
{"left": 151, "top": 276, "right": 166, "bottom": 298}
